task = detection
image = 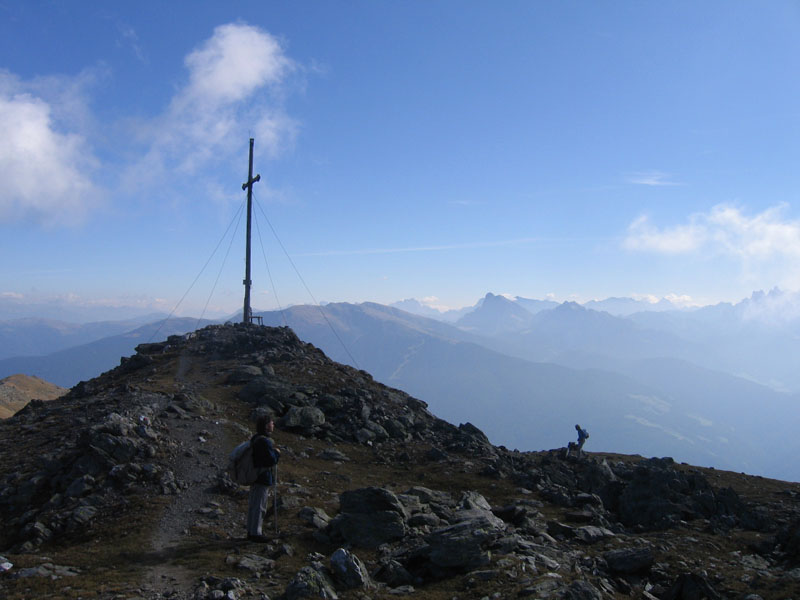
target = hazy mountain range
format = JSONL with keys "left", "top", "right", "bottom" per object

{"left": 0, "top": 318, "right": 213, "bottom": 387}
{"left": 0, "top": 295, "right": 169, "bottom": 324}
{"left": 255, "top": 297, "right": 800, "bottom": 481}
{"left": 2, "top": 289, "right": 799, "bottom": 480}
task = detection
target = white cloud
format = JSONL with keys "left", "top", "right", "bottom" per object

{"left": 0, "top": 76, "right": 101, "bottom": 226}
{"left": 130, "top": 23, "right": 297, "bottom": 185}
{"left": 662, "top": 293, "right": 699, "bottom": 308}
{"left": 628, "top": 293, "right": 698, "bottom": 307}
{"left": 183, "top": 23, "right": 290, "bottom": 107}
{"left": 623, "top": 214, "right": 707, "bottom": 253}
{"left": 705, "top": 204, "right": 800, "bottom": 260}
{"left": 624, "top": 203, "right": 800, "bottom": 290}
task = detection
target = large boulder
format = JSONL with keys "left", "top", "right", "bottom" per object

{"left": 280, "top": 406, "right": 326, "bottom": 434}
{"left": 330, "top": 548, "right": 371, "bottom": 590}
{"left": 425, "top": 513, "right": 504, "bottom": 570}
{"left": 340, "top": 487, "right": 408, "bottom": 519}
{"left": 328, "top": 511, "right": 407, "bottom": 549}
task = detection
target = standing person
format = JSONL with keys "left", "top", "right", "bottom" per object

{"left": 565, "top": 424, "right": 589, "bottom": 458}
{"left": 247, "top": 414, "right": 280, "bottom": 542}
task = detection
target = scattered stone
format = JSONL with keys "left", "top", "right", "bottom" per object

{"left": 298, "top": 506, "right": 331, "bottom": 529}
{"left": 13, "top": 562, "right": 80, "bottom": 579}
{"left": 563, "top": 580, "right": 604, "bottom": 600}
{"left": 225, "top": 553, "right": 276, "bottom": 576}
{"left": 317, "top": 449, "right": 350, "bottom": 462}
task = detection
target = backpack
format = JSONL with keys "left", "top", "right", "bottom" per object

{"left": 227, "top": 436, "right": 276, "bottom": 485}
{"left": 228, "top": 440, "right": 259, "bottom": 485}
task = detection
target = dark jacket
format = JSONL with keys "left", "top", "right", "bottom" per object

{"left": 251, "top": 434, "right": 279, "bottom": 486}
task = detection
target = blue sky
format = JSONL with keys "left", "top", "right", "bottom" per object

{"left": 3, "top": 1, "right": 800, "bottom": 317}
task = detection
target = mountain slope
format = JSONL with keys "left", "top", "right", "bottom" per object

{"left": 0, "top": 374, "right": 66, "bottom": 419}
{"left": 1, "top": 323, "right": 799, "bottom": 600}
{"left": 0, "top": 318, "right": 215, "bottom": 387}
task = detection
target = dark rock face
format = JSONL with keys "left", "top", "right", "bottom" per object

{"left": 603, "top": 547, "right": 654, "bottom": 574}
{"left": 425, "top": 517, "right": 496, "bottom": 569}
{"left": 328, "top": 510, "right": 407, "bottom": 549}
{"left": 662, "top": 572, "right": 722, "bottom": 600}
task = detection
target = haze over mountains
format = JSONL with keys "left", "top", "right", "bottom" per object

{"left": 2, "top": 289, "right": 799, "bottom": 481}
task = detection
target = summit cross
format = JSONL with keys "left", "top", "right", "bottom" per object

{"left": 242, "top": 137, "right": 261, "bottom": 324}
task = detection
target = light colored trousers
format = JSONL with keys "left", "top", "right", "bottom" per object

{"left": 247, "top": 484, "right": 271, "bottom": 536}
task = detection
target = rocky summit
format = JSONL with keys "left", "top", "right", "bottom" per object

{"left": 1, "top": 324, "right": 799, "bottom": 600}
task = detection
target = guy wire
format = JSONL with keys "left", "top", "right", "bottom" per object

{"left": 148, "top": 199, "right": 246, "bottom": 343}
{"left": 252, "top": 191, "right": 360, "bottom": 370}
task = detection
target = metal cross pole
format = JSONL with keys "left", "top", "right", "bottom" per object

{"left": 273, "top": 463, "right": 279, "bottom": 534}
{"left": 241, "top": 137, "right": 261, "bottom": 324}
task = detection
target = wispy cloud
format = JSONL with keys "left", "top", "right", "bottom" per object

{"left": 448, "top": 199, "right": 485, "bottom": 206}
{"left": 626, "top": 170, "right": 681, "bottom": 186}
{"left": 0, "top": 70, "right": 102, "bottom": 226}
{"left": 117, "top": 24, "right": 146, "bottom": 63}
{"left": 294, "top": 237, "right": 541, "bottom": 257}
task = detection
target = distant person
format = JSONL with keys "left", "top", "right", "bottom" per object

{"left": 247, "top": 415, "right": 280, "bottom": 542}
{"left": 565, "top": 424, "right": 589, "bottom": 458}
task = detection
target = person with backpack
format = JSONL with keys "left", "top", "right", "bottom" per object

{"left": 565, "top": 424, "right": 589, "bottom": 458}
{"left": 247, "top": 414, "right": 280, "bottom": 542}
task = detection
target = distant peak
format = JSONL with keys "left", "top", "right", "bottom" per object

{"left": 483, "top": 292, "right": 512, "bottom": 303}
{"left": 558, "top": 301, "right": 585, "bottom": 311}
